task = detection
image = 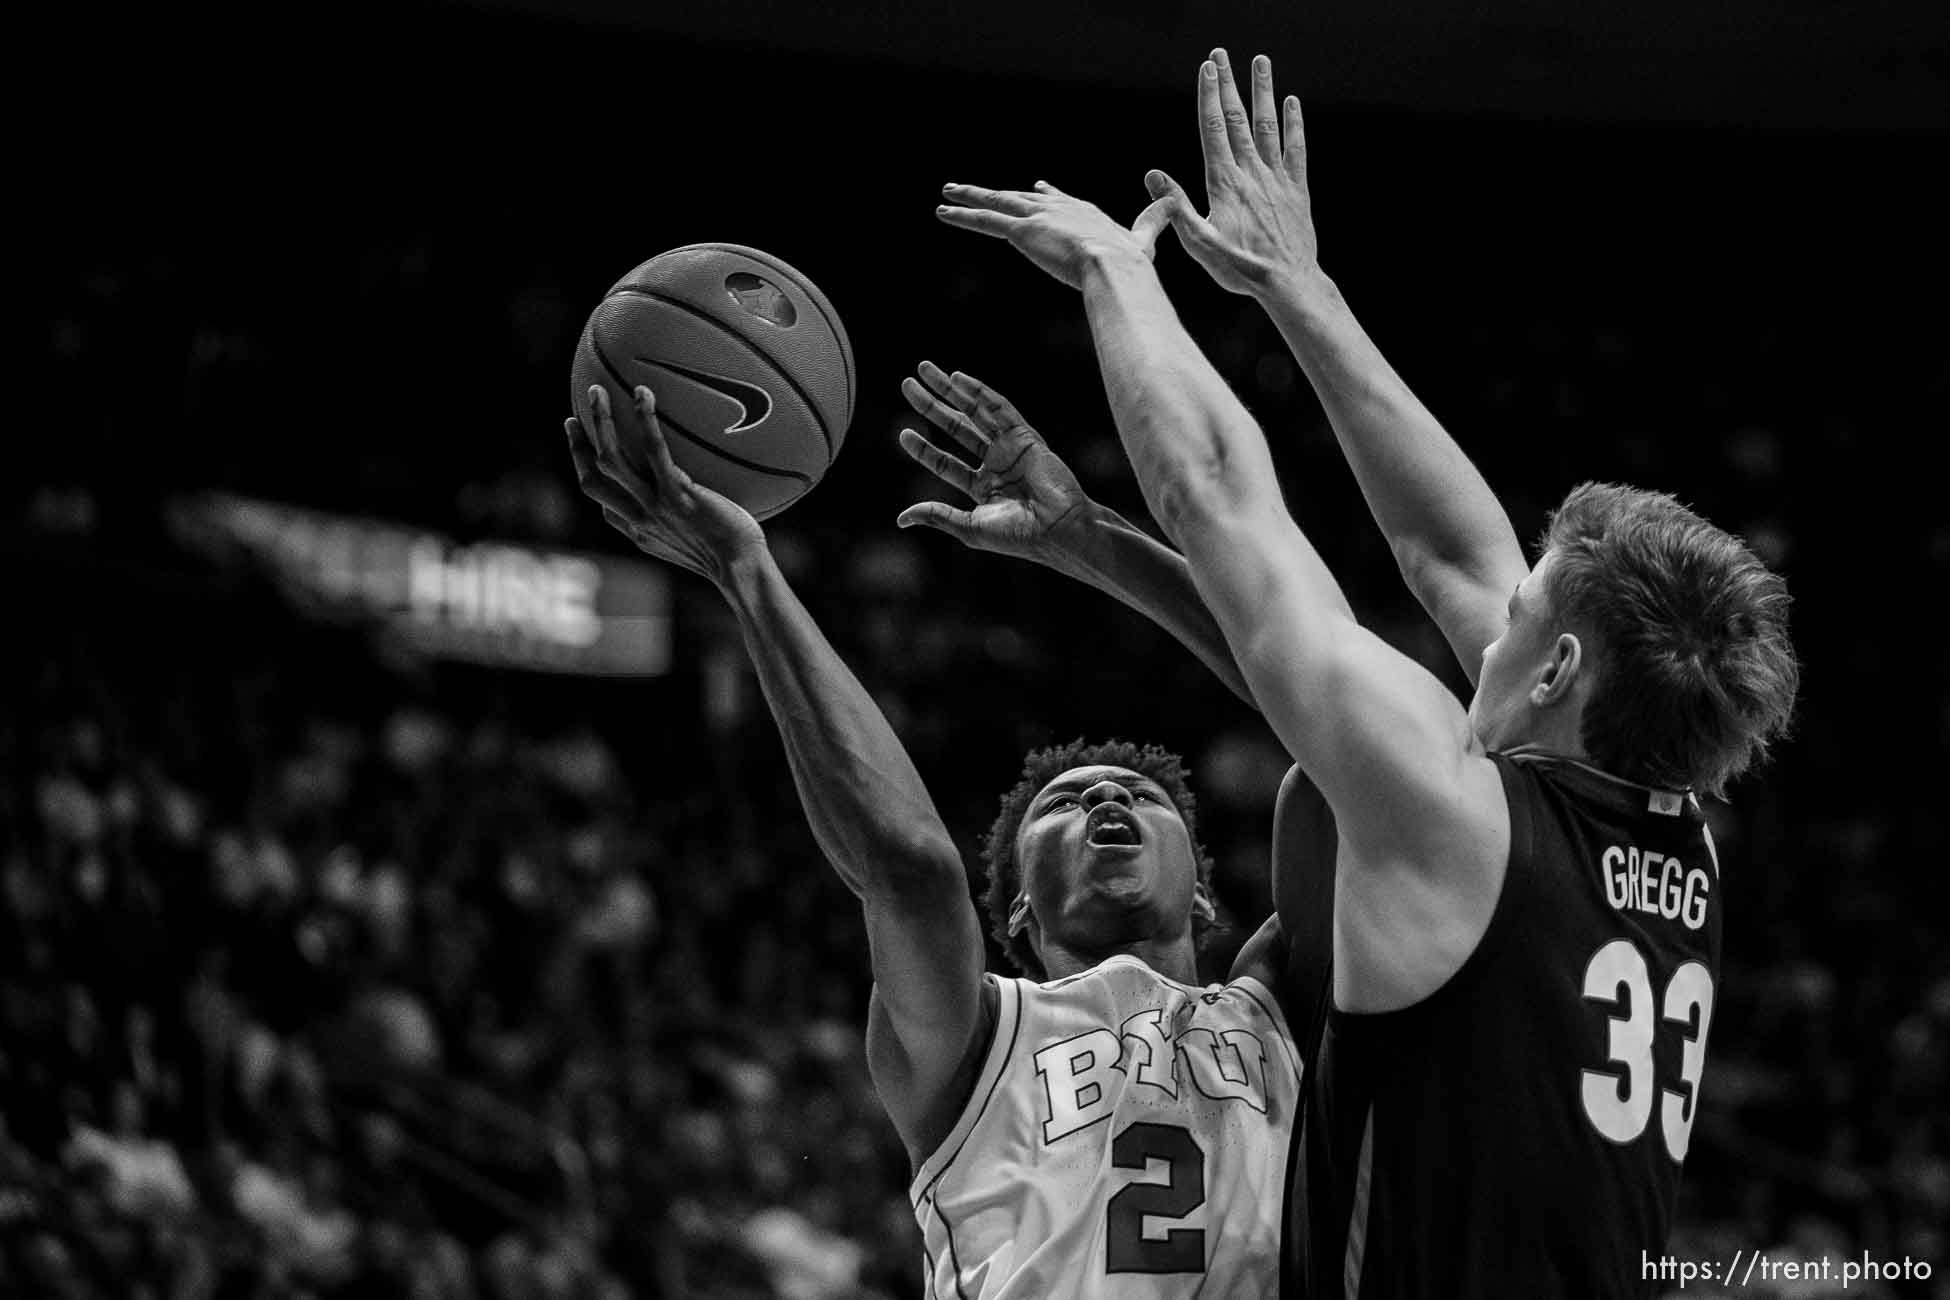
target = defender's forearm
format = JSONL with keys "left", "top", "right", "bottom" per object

{"left": 716, "top": 549, "right": 962, "bottom": 899}
{"left": 1076, "top": 254, "right": 1351, "bottom": 621}
{"left": 1257, "top": 272, "right": 1521, "bottom": 587}
{"left": 1073, "top": 252, "right": 1361, "bottom": 754}
{"left": 1077, "top": 252, "right": 1282, "bottom": 537}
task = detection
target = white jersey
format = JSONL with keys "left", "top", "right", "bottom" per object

{"left": 910, "top": 954, "right": 1299, "bottom": 1299}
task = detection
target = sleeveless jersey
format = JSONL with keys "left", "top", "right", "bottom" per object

{"left": 1286, "top": 750, "right": 1723, "bottom": 1299}
{"left": 913, "top": 953, "right": 1301, "bottom": 1299}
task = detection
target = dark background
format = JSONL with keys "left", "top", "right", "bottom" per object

{"left": 9, "top": 2, "right": 1949, "bottom": 1296}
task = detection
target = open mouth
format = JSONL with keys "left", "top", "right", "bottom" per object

{"left": 1085, "top": 807, "right": 1142, "bottom": 849}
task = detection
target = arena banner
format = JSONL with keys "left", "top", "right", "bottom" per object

{"left": 170, "top": 493, "right": 671, "bottom": 676}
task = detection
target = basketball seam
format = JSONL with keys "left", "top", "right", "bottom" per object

{"left": 691, "top": 242, "right": 855, "bottom": 416}
{"left": 608, "top": 287, "right": 839, "bottom": 458}
{"left": 589, "top": 336, "right": 813, "bottom": 487}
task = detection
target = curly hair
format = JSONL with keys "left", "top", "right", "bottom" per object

{"left": 1541, "top": 482, "right": 1799, "bottom": 796}
{"left": 978, "top": 738, "right": 1219, "bottom": 980}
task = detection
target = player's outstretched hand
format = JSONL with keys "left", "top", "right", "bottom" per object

{"left": 937, "top": 181, "right": 1170, "bottom": 289}
{"left": 567, "top": 384, "right": 765, "bottom": 582}
{"left": 895, "top": 362, "right": 1095, "bottom": 567}
{"left": 1143, "top": 49, "right": 1319, "bottom": 297}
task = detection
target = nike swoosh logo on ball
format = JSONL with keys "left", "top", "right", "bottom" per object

{"left": 640, "top": 359, "right": 774, "bottom": 435}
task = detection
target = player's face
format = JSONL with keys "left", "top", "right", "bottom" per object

{"left": 1014, "top": 765, "right": 1199, "bottom": 948}
{"left": 1469, "top": 553, "right": 1562, "bottom": 750}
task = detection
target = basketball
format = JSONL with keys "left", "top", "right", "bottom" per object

{"left": 569, "top": 244, "right": 855, "bottom": 520}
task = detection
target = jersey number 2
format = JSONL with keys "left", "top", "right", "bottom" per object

{"left": 1580, "top": 938, "right": 1715, "bottom": 1162}
{"left": 1105, "top": 1121, "right": 1206, "bottom": 1274}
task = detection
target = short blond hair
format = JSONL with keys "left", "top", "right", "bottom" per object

{"left": 1542, "top": 482, "right": 1799, "bottom": 795}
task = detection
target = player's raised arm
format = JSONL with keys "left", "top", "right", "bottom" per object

{"left": 1144, "top": 49, "right": 1528, "bottom": 683}
{"left": 894, "top": 360, "right": 1274, "bottom": 706}
{"left": 567, "top": 385, "right": 991, "bottom": 1165}
{"left": 938, "top": 172, "right": 1509, "bottom": 997}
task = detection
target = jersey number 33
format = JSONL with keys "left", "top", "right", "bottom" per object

{"left": 1579, "top": 938, "right": 1715, "bottom": 1163}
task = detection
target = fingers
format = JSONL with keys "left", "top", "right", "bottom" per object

{"left": 568, "top": 414, "right": 647, "bottom": 519}
{"left": 926, "top": 363, "right": 1029, "bottom": 439}
{"left": 898, "top": 427, "right": 978, "bottom": 497}
{"left": 579, "top": 384, "right": 696, "bottom": 520}
{"left": 901, "top": 375, "right": 987, "bottom": 457}
{"left": 566, "top": 415, "right": 595, "bottom": 475}
{"left": 585, "top": 385, "right": 626, "bottom": 470}
{"left": 1249, "top": 54, "right": 1281, "bottom": 167}
{"left": 912, "top": 361, "right": 973, "bottom": 429}
{"left": 573, "top": 389, "right": 720, "bottom": 580}
{"left": 914, "top": 358, "right": 959, "bottom": 399}
{"left": 1145, "top": 168, "right": 1190, "bottom": 208}
{"left": 581, "top": 387, "right": 660, "bottom": 512}
{"left": 941, "top": 183, "right": 1038, "bottom": 216}
{"left": 1144, "top": 170, "right": 1225, "bottom": 257}
{"left": 936, "top": 204, "right": 1023, "bottom": 240}
{"left": 628, "top": 385, "right": 695, "bottom": 496}
{"left": 895, "top": 500, "right": 978, "bottom": 543}
{"left": 1132, "top": 196, "right": 1173, "bottom": 260}
{"left": 1196, "top": 57, "right": 1232, "bottom": 197}
{"left": 1281, "top": 93, "right": 1309, "bottom": 184}
{"left": 915, "top": 362, "right": 1011, "bottom": 445}
{"left": 937, "top": 182, "right": 1065, "bottom": 244}
{"left": 1210, "top": 48, "right": 1257, "bottom": 169}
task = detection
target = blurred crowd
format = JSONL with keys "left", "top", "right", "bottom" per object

{"left": 1, "top": 604, "right": 928, "bottom": 1294}
{"left": 4, "top": 630, "right": 928, "bottom": 1297}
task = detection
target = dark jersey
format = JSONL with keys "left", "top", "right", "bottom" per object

{"left": 1284, "top": 748, "right": 1723, "bottom": 1299}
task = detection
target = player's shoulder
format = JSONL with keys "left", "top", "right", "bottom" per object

{"left": 873, "top": 974, "right": 1006, "bottom": 1174}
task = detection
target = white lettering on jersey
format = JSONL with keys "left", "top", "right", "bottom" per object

{"left": 1224, "top": 1029, "right": 1272, "bottom": 1111}
{"left": 1178, "top": 1027, "right": 1268, "bottom": 1110}
{"left": 1601, "top": 843, "right": 1711, "bottom": 931}
{"left": 1035, "top": 1008, "right": 1273, "bottom": 1142}
{"left": 1119, "top": 1008, "right": 1178, "bottom": 1098}
{"left": 1034, "top": 1029, "right": 1124, "bottom": 1143}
